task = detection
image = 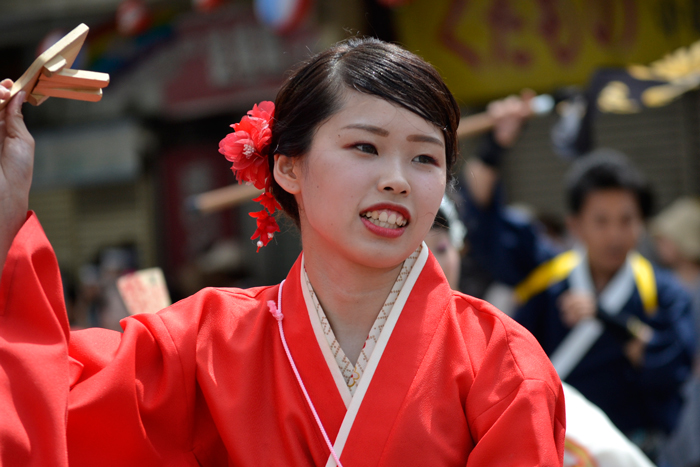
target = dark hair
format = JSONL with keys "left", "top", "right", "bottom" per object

{"left": 432, "top": 208, "right": 450, "bottom": 231}
{"left": 565, "top": 148, "right": 653, "bottom": 218}
{"left": 268, "top": 37, "right": 461, "bottom": 225}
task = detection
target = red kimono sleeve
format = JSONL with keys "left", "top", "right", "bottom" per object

{"left": 467, "top": 379, "right": 565, "bottom": 465}
{"left": 0, "top": 213, "right": 71, "bottom": 466}
{"left": 0, "top": 213, "right": 200, "bottom": 466}
{"left": 465, "top": 300, "right": 567, "bottom": 466}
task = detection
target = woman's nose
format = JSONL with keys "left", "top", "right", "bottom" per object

{"left": 378, "top": 159, "right": 410, "bottom": 195}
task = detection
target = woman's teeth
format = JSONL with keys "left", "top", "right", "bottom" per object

{"left": 362, "top": 210, "right": 407, "bottom": 229}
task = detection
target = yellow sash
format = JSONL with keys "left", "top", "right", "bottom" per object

{"left": 514, "top": 250, "right": 657, "bottom": 315}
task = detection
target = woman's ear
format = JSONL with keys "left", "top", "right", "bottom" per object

{"left": 273, "top": 154, "right": 301, "bottom": 194}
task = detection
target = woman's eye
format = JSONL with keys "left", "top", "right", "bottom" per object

{"left": 414, "top": 154, "right": 438, "bottom": 165}
{"left": 354, "top": 143, "right": 378, "bottom": 155}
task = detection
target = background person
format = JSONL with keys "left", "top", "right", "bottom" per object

{"left": 460, "top": 96, "right": 695, "bottom": 458}
{"left": 651, "top": 196, "right": 700, "bottom": 357}
{"left": 424, "top": 195, "right": 465, "bottom": 289}
{"left": 425, "top": 189, "right": 655, "bottom": 467}
{"left": 651, "top": 197, "right": 700, "bottom": 467}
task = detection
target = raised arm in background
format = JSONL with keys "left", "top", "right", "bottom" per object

{"left": 463, "top": 94, "right": 531, "bottom": 208}
{"left": 460, "top": 94, "right": 560, "bottom": 286}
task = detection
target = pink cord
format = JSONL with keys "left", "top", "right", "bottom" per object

{"left": 268, "top": 280, "right": 345, "bottom": 467}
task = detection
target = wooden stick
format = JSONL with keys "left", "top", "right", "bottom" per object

{"left": 31, "top": 87, "right": 103, "bottom": 103}
{"left": 43, "top": 56, "right": 67, "bottom": 75}
{"left": 0, "top": 23, "right": 89, "bottom": 110}
{"left": 27, "top": 94, "right": 49, "bottom": 106}
{"left": 456, "top": 93, "right": 554, "bottom": 139}
{"left": 38, "top": 69, "right": 110, "bottom": 89}
{"left": 188, "top": 184, "right": 263, "bottom": 214}
{"left": 456, "top": 112, "right": 496, "bottom": 139}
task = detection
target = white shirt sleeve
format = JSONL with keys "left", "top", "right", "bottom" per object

{"left": 563, "top": 383, "right": 656, "bottom": 467}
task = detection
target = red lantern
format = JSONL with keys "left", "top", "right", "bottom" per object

{"left": 116, "top": 0, "right": 152, "bottom": 36}
{"left": 192, "top": 0, "right": 225, "bottom": 13}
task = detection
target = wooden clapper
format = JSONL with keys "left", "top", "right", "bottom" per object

{"left": 0, "top": 23, "right": 109, "bottom": 110}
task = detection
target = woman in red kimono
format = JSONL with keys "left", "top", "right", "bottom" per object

{"left": 0, "top": 38, "right": 565, "bottom": 466}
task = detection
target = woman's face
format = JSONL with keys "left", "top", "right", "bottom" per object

{"left": 287, "top": 90, "right": 447, "bottom": 270}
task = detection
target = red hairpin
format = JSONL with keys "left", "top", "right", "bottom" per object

{"left": 219, "top": 101, "right": 282, "bottom": 251}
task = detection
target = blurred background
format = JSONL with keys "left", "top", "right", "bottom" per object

{"left": 3, "top": 0, "right": 700, "bottom": 325}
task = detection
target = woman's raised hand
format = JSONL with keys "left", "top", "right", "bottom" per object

{"left": 0, "top": 79, "right": 35, "bottom": 271}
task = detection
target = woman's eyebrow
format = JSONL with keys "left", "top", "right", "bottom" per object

{"left": 341, "top": 124, "right": 389, "bottom": 136}
{"left": 407, "top": 134, "right": 444, "bottom": 147}
{"left": 341, "top": 124, "right": 444, "bottom": 147}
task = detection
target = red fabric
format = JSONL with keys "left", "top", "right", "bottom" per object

{"left": 0, "top": 212, "right": 565, "bottom": 466}
{"left": 0, "top": 213, "right": 70, "bottom": 467}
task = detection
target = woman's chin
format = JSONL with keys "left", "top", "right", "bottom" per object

{"left": 347, "top": 240, "right": 421, "bottom": 270}
{"left": 300, "top": 218, "right": 424, "bottom": 270}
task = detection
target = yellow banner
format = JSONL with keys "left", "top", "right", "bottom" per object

{"left": 395, "top": 0, "right": 700, "bottom": 103}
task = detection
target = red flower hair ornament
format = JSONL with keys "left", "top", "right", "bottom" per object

{"left": 219, "top": 101, "right": 282, "bottom": 252}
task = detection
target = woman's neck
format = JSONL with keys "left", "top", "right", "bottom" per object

{"left": 303, "top": 246, "right": 404, "bottom": 366}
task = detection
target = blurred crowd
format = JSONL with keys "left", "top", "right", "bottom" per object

{"left": 65, "top": 237, "right": 253, "bottom": 331}
{"left": 66, "top": 245, "right": 136, "bottom": 330}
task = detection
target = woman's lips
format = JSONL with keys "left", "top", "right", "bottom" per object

{"left": 361, "top": 209, "right": 407, "bottom": 228}
{"left": 359, "top": 204, "right": 410, "bottom": 238}
{"left": 361, "top": 217, "right": 406, "bottom": 238}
